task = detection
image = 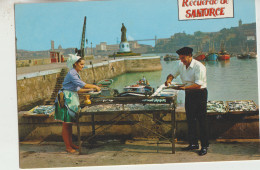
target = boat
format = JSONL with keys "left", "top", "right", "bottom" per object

{"left": 237, "top": 54, "right": 250, "bottom": 59}
{"left": 237, "top": 43, "right": 254, "bottom": 59}
{"left": 117, "top": 78, "right": 154, "bottom": 97}
{"left": 248, "top": 45, "right": 257, "bottom": 59}
{"left": 96, "top": 79, "right": 113, "bottom": 87}
{"left": 237, "top": 52, "right": 256, "bottom": 59}
{"left": 163, "top": 54, "right": 179, "bottom": 61}
{"left": 194, "top": 53, "right": 206, "bottom": 61}
{"left": 205, "top": 40, "right": 218, "bottom": 61}
{"left": 194, "top": 43, "right": 206, "bottom": 61}
{"left": 249, "top": 45, "right": 257, "bottom": 59}
{"left": 218, "top": 53, "right": 230, "bottom": 60}
{"left": 206, "top": 53, "right": 218, "bottom": 61}
{"left": 249, "top": 52, "right": 257, "bottom": 59}
{"left": 217, "top": 41, "right": 230, "bottom": 60}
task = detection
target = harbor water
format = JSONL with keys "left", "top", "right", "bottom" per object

{"left": 110, "top": 56, "right": 259, "bottom": 105}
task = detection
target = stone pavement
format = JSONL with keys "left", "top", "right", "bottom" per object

{"left": 16, "top": 58, "right": 116, "bottom": 75}
{"left": 19, "top": 139, "right": 260, "bottom": 169}
{"left": 17, "top": 62, "right": 67, "bottom": 75}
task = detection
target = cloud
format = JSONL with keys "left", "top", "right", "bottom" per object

{"left": 127, "top": 35, "right": 135, "bottom": 41}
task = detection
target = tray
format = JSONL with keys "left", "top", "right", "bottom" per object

{"left": 89, "top": 91, "right": 102, "bottom": 95}
{"left": 207, "top": 100, "right": 227, "bottom": 115}
{"left": 226, "top": 100, "right": 258, "bottom": 114}
{"left": 23, "top": 105, "right": 55, "bottom": 117}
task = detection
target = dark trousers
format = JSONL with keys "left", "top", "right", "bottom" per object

{"left": 185, "top": 88, "right": 209, "bottom": 147}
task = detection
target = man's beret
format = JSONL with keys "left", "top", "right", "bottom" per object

{"left": 176, "top": 47, "right": 193, "bottom": 55}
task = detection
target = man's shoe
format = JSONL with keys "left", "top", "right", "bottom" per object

{"left": 182, "top": 144, "right": 199, "bottom": 151}
{"left": 199, "top": 147, "right": 207, "bottom": 156}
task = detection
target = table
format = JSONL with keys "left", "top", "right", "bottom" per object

{"left": 76, "top": 96, "right": 177, "bottom": 154}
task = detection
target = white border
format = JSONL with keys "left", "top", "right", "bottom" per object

{"left": 0, "top": 0, "right": 259, "bottom": 170}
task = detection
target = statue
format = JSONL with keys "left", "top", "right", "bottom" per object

{"left": 121, "top": 23, "right": 127, "bottom": 42}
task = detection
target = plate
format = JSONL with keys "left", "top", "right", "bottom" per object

{"left": 173, "top": 84, "right": 185, "bottom": 87}
{"left": 89, "top": 91, "right": 101, "bottom": 95}
{"left": 166, "top": 84, "right": 186, "bottom": 89}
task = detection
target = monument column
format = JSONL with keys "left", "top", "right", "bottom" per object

{"left": 119, "top": 23, "right": 131, "bottom": 53}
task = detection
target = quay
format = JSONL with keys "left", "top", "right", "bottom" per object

{"left": 17, "top": 56, "right": 259, "bottom": 168}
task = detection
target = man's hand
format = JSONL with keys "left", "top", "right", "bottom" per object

{"left": 179, "top": 86, "right": 186, "bottom": 90}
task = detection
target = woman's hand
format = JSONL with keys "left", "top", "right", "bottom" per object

{"left": 165, "top": 74, "right": 174, "bottom": 86}
{"left": 83, "top": 84, "right": 101, "bottom": 92}
{"left": 94, "top": 86, "right": 101, "bottom": 92}
{"left": 78, "top": 88, "right": 94, "bottom": 93}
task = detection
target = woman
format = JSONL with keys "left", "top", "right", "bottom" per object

{"left": 55, "top": 54, "right": 101, "bottom": 153}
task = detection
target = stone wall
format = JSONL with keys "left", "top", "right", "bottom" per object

{"left": 18, "top": 109, "right": 259, "bottom": 141}
{"left": 16, "top": 58, "right": 52, "bottom": 67}
{"left": 124, "top": 57, "right": 162, "bottom": 72}
{"left": 79, "top": 60, "right": 127, "bottom": 84}
{"left": 17, "top": 73, "right": 60, "bottom": 111}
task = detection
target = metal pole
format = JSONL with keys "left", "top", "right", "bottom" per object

{"left": 76, "top": 110, "right": 82, "bottom": 154}
{"left": 91, "top": 113, "right": 95, "bottom": 136}
{"left": 155, "top": 35, "right": 157, "bottom": 46}
{"left": 171, "top": 98, "right": 176, "bottom": 154}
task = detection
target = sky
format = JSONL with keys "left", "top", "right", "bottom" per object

{"left": 14, "top": 0, "right": 256, "bottom": 51}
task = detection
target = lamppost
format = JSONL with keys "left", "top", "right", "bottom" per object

{"left": 91, "top": 42, "right": 93, "bottom": 55}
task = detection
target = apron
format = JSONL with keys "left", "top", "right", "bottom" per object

{"left": 54, "top": 90, "right": 80, "bottom": 123}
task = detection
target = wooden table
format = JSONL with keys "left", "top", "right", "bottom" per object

{"left": 76, "top": 96, "right": 177, "bottom": 154}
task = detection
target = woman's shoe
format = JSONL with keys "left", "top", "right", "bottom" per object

{"left": 66, "top": 148, "right": 77, "bottom": 153}
{"left": 71, "top": 143, "right": 79, "bottom": 149}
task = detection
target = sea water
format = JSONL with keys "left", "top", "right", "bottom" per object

{"left": 110, "top": 56, "right": 259, "bottom": 105}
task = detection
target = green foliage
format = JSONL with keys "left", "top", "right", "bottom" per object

{"left": 108, "top": 52, "right": 141, "bottom": 57}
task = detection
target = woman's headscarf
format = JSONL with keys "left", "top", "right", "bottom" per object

{"left": 67, "top": 54, "right": 81, "bottom": 70}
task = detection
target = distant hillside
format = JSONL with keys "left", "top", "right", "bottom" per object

{"left": 16, "top": 48, "right": 76, "bottom": 60}
{"left": 154, "top": 21, "right": 256, "bottom": 54}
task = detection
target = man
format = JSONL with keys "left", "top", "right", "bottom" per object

{"left": 166, "top": 47, "right": 209, "bottom": 156}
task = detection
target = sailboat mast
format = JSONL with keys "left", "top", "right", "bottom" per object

{"left": 80, "top": 16, "right": 87, "bottom": 58}
{"left": 212, "top": 40, "right": 215, "bottom": 53}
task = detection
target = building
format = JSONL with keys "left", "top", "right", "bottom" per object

{"left": 96, "top": 42, "right": 107, "bottom": 51}
{"left": 156, "top": 38, "right": 170, "bottom": 46}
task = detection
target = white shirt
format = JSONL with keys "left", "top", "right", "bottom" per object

{"left": 172, "top": 59, "right": 207, "bottom": 88}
